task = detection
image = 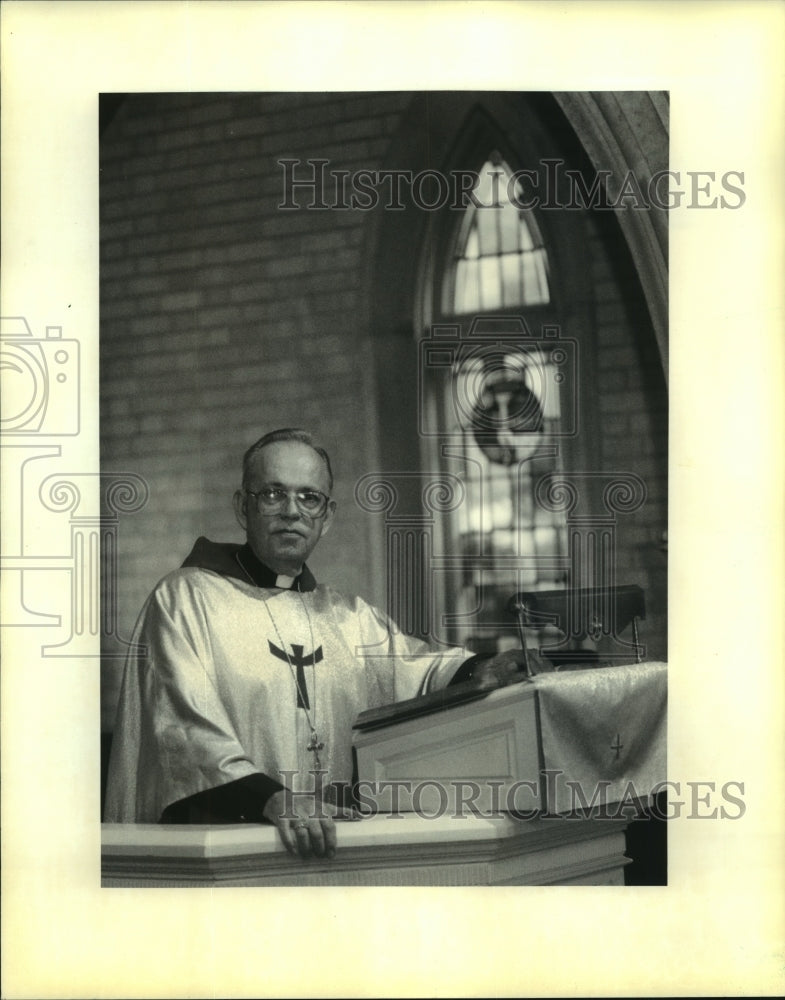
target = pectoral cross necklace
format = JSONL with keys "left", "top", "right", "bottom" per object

{"left": 236, "top": 554, "right": 324, "bottom": 768}
{"left": 264, "top": 595, "right": 324, "bottom": 767}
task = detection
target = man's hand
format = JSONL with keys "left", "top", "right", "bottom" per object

{"left": 262, "top": 789, "right": 357, "bottom": 860}
{"left": 471, "top": 647, "right": 548, "bottom": 688}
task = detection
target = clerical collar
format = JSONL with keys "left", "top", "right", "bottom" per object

{"left": 235, "top": 543, "right": 317, "bottom": 592}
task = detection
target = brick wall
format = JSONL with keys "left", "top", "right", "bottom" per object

{"left": 588, "top": 211, "right": 668, "bottom": 661}
{"left": 100, "top": 92, "right": 411, "bottom": 725}
{"left": 100, "top": 92, "right": 668, "bottom": 728}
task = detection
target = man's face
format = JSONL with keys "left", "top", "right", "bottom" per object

{"left": 233, "top": 440, "right": 335, "bottom": 575}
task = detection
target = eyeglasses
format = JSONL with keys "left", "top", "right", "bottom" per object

{"left": 245, "top": 487, "right": 331, "bottom": 518}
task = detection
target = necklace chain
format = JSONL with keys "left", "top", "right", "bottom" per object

{"left": 235, "top": 552, "right": 324, "bottom": 767}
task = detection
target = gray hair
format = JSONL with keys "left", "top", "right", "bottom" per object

{"left": 241, "top": 428, "right": 334, "bottom": 491}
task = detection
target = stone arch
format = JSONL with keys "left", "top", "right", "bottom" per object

{"left": 554, "top": 91, "right": 669, "bottom": 381}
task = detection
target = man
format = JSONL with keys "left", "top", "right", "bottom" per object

{"left": 104, "top": 428, "right": 527, "bottom": 859}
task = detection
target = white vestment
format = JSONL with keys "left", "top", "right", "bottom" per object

{"left": 104, "top": 567, "right": 468, "bottom": 822}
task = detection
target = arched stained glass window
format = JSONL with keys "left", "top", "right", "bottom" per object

{"left": 447, "top": 157, "right": 551, "bottom": 315}
{"left": 423, "top": 151, "right": 567, "bottom": 654}
{"left": 438, "top": 328, "right": 567, "bottom": 598}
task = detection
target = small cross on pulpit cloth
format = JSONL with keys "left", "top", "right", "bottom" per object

{"left": 610, "top": 733, "right": 624, "bottom": 760}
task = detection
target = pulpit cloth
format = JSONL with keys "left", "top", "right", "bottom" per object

{"left": 534, "top": 661, "right": 667, "bottom": 814}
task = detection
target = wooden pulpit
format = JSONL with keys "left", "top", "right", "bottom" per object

{"left": 102, "top": 661, "right": 666, "bottom": 887}
{"left": 352, "top": 661, "right": 667, "bottom": 817}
